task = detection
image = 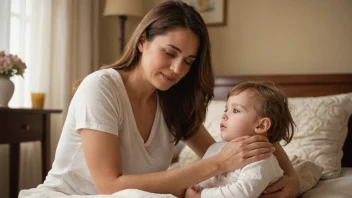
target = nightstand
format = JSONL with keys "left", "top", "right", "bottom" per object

{"left": 0, "top": 108, "right": 62, "bottom": 198}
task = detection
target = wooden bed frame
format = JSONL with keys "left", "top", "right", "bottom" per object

{"left": 213, "top": 74, "right": 352, "bottom": 167}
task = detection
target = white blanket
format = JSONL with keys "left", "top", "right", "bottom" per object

{"left": 19, "top": 188, "right": 177, "bottom": 198}
{"left": 301, "top": 168, "right": 352, "bottom": 198}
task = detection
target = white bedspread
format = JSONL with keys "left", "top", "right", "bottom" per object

{"left": 20, "top": 168, "right": 352, "bottom": 198}
{"left": 301, "top": 168, "right": 352, "bottom": 198}
{"left": 19, "top": 188, "right": 177, "bottom": 198}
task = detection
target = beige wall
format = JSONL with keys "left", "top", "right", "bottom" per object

{"left": 99, "top": 0, "right": 159, "bottom": 65}
{"left": 99, "top": 0, "right": 352, "bottom": 75}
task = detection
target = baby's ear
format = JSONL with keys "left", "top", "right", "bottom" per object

{"left": 254, "top": 117, "right": 271, "bottom": 134}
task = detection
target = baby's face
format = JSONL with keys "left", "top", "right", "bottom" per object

{"left": 220, "top": 90, "right": 261, "bottom": 142}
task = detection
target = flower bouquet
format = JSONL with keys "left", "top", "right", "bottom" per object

{"left": 0, "top": 50, "right": 26, "bottom": 78}
{"left": 0, "top": 51, "right": 27, "bottom": 106}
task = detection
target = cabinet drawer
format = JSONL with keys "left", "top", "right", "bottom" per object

{"left": 0, "top": 113, "right": 44, "bottom": 143}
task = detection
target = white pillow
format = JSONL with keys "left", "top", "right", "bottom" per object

{"left": 289, "top": 155, "right": 323, "bottom": 193}
{"left": 281, "top": 93, "right": 352, "bottom": 179}
{"left": 203, "top": 100, "right": 227, "bottom": 142}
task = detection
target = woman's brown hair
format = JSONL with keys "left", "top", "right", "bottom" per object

{"left": 227, "top": 82, "right": 295, "bottom": 144}
{"left": 75, "top": 1, "right": 214, "bottom": 143}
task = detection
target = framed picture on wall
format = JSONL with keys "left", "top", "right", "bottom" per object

{"left": 182, "top": 0, "right": 227, "bottom": 26}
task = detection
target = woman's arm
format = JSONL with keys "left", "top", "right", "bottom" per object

{"left": 172, "top": 126, "right": 215, "bottom": 197}
{"left": 80, "top": 126, "right": 274, "bottom": 195}
{"left": 186, "top": 126, "right": 276, "bottom": 173}
{"left": 273, "top": 144, "right": 296, "bottom": 177}
{"left": 184, "top": 125, "right": 215, "bottom": 157}
{"left": 261, "top": 144, "right": 300, "bottom": 198}
{"left": 81, "top": 128, "right": 222, "bottom": 195}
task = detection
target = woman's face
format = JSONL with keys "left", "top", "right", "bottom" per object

{"left": 138, "top": 27, "right": 199, "bottom": 91}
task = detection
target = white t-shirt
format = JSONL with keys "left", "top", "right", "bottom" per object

{"left": 199, "top": 141, "right": 284, "bottom": 198}
{"left": 38, "top": 68, "right": 174, "bottom": 195}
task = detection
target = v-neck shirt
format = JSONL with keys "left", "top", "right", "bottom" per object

{"left": 39, "top": 68, "right": 174, "bottom": 195}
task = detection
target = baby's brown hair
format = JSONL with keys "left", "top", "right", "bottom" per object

{"left": 227, "top": 81, "right": 295, "bottom": 144}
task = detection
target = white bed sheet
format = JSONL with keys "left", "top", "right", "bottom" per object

{"left": 302, "top": 168, "right": 352, "bottom": 198}
{"left": 19, "top": 188, "right": 176, "bottom": 198}
{"left": 19, "top": 168, "right": 352, "bottom": 198}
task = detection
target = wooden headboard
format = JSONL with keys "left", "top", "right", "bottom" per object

{"left": 213, "top": 74, "right": 352, "bottom": 167}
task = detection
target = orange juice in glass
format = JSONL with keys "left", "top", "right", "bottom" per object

{"left": 31, "top": 92, "right": 45, "bottom": 109}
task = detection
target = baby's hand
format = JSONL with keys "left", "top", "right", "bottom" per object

{"left": 185, "top": 186, "right": 201, "bottom": 198}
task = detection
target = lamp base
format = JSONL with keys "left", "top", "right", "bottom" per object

{"left": 119, "top": 15, "right": 127, "bottom": 54}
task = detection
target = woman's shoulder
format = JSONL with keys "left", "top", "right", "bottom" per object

{"left": 84, "top": 68, "right": 121, "bottom": 84}
{"left": 78, "top": 68, "right": 123, "bottom": 92}
{"left": 73, "top": 68, "right": 126, "bottom": 104}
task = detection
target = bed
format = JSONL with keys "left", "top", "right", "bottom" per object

{"left": 21, "top": 74, "right": 352, "bottom": 198}
{"left": 172, "top": 73, "right": 352, "bottom": 197}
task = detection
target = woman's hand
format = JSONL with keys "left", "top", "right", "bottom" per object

{"left": 260, "top": 175, "right": 300, "bottom": 198}
{"left": 216, "top": 135, "right": 275, "bottom": 173}
{"left": 185, "top": 186, "right": 201, "bottom": 198}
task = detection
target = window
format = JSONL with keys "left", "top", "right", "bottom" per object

{"left": 5, "top": 0, "right": 32, "bottom": 107}
{"left": 0, "top": 0, "right": 10, "bottom": 51}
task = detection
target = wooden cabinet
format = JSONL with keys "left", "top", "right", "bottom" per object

{"left": 0, "top": 108, "right": 62, "bottom": 198}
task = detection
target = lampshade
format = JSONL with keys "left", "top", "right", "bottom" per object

{"left": 103, "top": 0, "right": 144, "bottom": 17}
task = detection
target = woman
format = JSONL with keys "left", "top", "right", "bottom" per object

{"left": 20, "top": 1, "right": 299, "bottom": 197}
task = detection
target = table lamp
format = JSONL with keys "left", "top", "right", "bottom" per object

{"left": 103, "top": 0, "right": 144, "bottom": 54}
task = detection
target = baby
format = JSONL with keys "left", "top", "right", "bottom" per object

{"left": 186, "top": 81, "right": 295, "bottom": 198}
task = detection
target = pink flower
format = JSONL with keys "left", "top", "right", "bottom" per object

{"left": 0, "top": 51, "right": 27, "bottom": 78}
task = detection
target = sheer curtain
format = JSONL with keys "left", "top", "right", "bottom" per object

{"left": 0, "top": 0, "right": 99, "bottom": 196}
{"left": 0, "top": 0, "right": 10, "bottom": 194}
